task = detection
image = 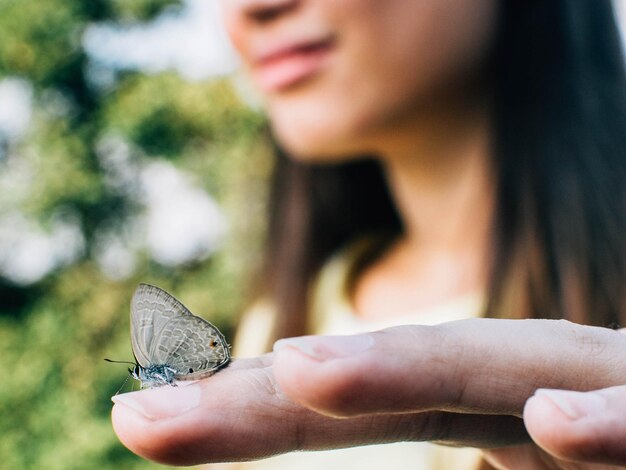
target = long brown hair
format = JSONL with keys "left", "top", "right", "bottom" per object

{"left": 261, "top": 1, "right": 626, "bottom": 343}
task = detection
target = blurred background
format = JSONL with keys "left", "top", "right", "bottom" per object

{"left": 0, "top": 1, "right": 270, "bottom": 468}
{"left": 0, "top": 1, "right": 625, "bottom": 469}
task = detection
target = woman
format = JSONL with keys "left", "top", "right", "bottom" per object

{"left": 231, "top": 1, "right": 626, "bottom": 466}
{"left": 111, "top": 1, "right": 626, "bottom": 468}
{"left": 234, "top": 0, "right": 626, "bottom": 346}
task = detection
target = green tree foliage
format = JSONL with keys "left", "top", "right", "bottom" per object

{"left": 0, "top": 1, "right": 271, "bottom": 468}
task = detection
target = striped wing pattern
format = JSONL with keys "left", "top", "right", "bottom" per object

{"left": 130, "top": 284, "right": 230, "bottom": 381}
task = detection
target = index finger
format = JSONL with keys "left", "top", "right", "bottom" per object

{"left": 111, "top": 355, "right": 528, "bottom": 465}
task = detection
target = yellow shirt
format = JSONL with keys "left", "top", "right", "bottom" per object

{"left": 225, "top": 240, "right": 484, "bottom": 470}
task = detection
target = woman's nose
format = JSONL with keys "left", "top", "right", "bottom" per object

{"left": 233, "top": 0, "right": 300, "bottom": 23}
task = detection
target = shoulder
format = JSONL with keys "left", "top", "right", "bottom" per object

{"left": 234, "top": 236, "right": 387, "bottom": 357}
{"left": 310, "top": 235, "right": 390, "bottom": 332}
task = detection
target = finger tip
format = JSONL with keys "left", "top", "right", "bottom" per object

{"left": 111, "top": 402, "right": 153, "bottom": 461}
{"left": 111, "top": 400, "right": 193, "bottom": 466}
{"left": 272, "top": 346, "right": 376, "bottom": 418}
{"left": 112, "top": 368, "right": 292, "bottom": 465}
{"left": 523, "top": 393, "right": 565, "bottom": 440}
{"left": 272, "top": 346, "right": 325, "bottom": 404}
{"left": 524, "top": 392, "right": 605, "bottom": 463}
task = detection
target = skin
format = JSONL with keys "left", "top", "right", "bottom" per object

{"left": 112, "top": 320, "right": 626, "bottom": 468}
{"left": 224, "top": 0, "right": 498, "bottom": 318}
{"left": 112, "top": 0, "right": 626, "bottom": 467}
{"left": 223, "top": 0, "right": 497, "bottom": 160}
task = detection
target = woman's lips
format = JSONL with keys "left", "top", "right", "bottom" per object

{"left": 251, "top": 38, "right": 335, "bottom": 92}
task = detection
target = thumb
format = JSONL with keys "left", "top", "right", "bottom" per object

{"left": 524, "top": 385, "right": 626, "bottom": 466}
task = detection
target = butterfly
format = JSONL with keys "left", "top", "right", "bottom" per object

{"left": 123, "top": 283, "right": 231, "bottom": 389}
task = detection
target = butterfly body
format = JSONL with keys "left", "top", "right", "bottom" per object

{"left": 129, "top": 283, "right": 230, "bottom": 389}
{"left": 131, "top": 364, "right": 179, "bottom": 388}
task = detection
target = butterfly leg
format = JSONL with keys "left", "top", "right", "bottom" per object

{"left": 165, "top": 366, "right": 178, "bottom": 387}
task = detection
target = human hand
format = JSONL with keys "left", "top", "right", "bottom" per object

{"left": 111, "top": 319, "right": 626, "bottom": 467}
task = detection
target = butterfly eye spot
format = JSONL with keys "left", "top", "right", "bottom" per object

{"left": 209, "top": 340, "right": 217, "bottom": 348}
{"left": 188, "top": 368, "right": 194, "bottom": 373}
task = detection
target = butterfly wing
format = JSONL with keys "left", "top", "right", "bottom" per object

{"left": 151, "top": 314, "right": 230, "bottom": 380}
{"left": 131, "top": 283, "right": 195, "bottom": 368}
{"left": 131, "top": 283, "right": 230, "bottom": 379}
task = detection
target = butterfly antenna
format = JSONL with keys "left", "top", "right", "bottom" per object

{"left": 105, "top": 358, "right": 138, "bottom": 395}
{"left": 104, "top": 358, "right": 136, "bottom": 366}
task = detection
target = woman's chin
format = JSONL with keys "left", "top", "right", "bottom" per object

{"left": 278, "top": 138, "right": 366, "bottom": 164}
{"left": 272, "top": 124, "right": 371, "bottom": 163}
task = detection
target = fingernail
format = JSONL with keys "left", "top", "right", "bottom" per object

{"left": 111, "top": 384, "right": 201, "bottom": 421}
{"left": 535, "top": 389, "right": 607, "bottom": 420}
{"left": 273, "top": 334, "right": 374, "bottom": 361}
